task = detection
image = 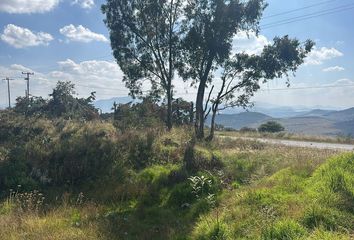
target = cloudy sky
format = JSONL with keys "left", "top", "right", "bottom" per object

{"left": 0, "top": 0, "right": 353, "bottom": 109}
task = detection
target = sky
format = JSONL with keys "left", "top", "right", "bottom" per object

{"left": 0, "top": 0, "right": 353, "bottom": 110}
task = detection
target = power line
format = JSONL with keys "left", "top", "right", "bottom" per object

{"left": 259, "top": 84, "right": 354, "bottom": 92}
{"left": 262, "top": 0, "right": 336, "bottom": 19}
{"left": 262, "top": 3, "right": 354, "bottom": 29}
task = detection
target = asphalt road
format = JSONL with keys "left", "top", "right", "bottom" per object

{"left": 226, "top": 136, "right": 354, "bottom": 151}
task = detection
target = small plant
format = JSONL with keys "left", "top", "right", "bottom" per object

{"left": 70, "top": 209, "right": 82, "bottom": 227}
{"left": 76, "top": 192, "right": 85, "bottom": 206}
{"left": 189, "top": 175, "right": 213, "bottom": 199}
{"left": 8, "top": 187, "right": 45, "bottom": 213}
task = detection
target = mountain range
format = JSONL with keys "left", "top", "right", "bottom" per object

{"left": 212, "top": 108, "right": 354, "bottom": 136}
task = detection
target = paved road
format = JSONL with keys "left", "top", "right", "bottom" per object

{"left": 224, "top": 136, "right": 354, "bottom": 151}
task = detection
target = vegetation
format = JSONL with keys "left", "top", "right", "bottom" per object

{"left": 0, "top": 107, "right": 353, "bottom": 239}
{"left": 258, "top": 121, "right": 285, "bottom": 133}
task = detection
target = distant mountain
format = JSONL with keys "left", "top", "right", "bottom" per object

{"left": 324, "top": 107, "right": 354, "bottom": 122}
{"left": 276, "top": 117, "right": 340, "bottom": 136}
{"left": 94, "top": 96, "right": 135, "bottom": 113}
{"left": 211, "top": 112, "right": 272, "bottom": 129}
{"left": 299, "top": 109, "right": 336, "bottom": 117}
{"left": 213, "top": 107, "right": 354, "bottom": 136}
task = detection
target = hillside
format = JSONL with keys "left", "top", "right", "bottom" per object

{"left": 324, "top": 107, "right": 354, "bottom": 122}
{"left": 212, "top": 112, "right": 272, "bottom": 129}
{"left": 213, "top": 107, "right": 354, "bottom": 136}
{"left": 299, "top": 109, "right": 336, "bottom": 117}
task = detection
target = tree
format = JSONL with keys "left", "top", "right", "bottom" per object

{"left": 102, "top": 0, "right": 183, "bottom": 130}
{"left": 258, "top": 121, "right": 285, "bottom": 133}
{"left": 46, "top": 81, "right": 98, "bottom": 120}
{"left": 207, "top": 36, "right": 314, "bottom": 140}
{"left": 178, "top": 0, "right": 267, "bottom": 139}
{"left": 14, "top": 81, "right": 99, "bottom": 120}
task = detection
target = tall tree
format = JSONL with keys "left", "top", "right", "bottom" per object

{"left": 102, "top": 0, "right": 183, "bottom": 130}
{"left": 207, "top": 37, "right": 314, "bottom": 141}
{"left": 178, "top": 0, "right": 267, "bottom": 139}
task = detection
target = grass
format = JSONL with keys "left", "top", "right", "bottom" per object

{"left": 0, "top": 123, "right": 353, "bottom": 239}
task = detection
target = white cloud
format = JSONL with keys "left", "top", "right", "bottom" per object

{"left": 333, "top": 78, "right": 353, "bottom": 85}
{"left": 305, "top": 47, "right": 343, "bottom": 65}
{"left": 0, "top": 59, "right": 127, "bottom": 108}
{"left": 1, "top": 24, "right": 53, "bottom": 48}
{"left": 59, "top": 25, "right": 108, "bottom": 43}
{"left": 0, "top": 0, "right": 59, "bottom": 14}
{"left": 72, "top": 0, "right": 95, "bottom": 9}
{"left": 232, "top": 31, "right": 270, "bottom": 55}
{"left": 322, "top": 66, "right": 345, "bottom": 72}
{"left": 253, "top": 79, "right": 354, "bottom": 108}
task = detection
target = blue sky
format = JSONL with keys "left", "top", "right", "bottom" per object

{"left": 0, "top": 0, "right": 353, "bottom": 109}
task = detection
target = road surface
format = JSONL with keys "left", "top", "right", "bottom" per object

{"left": 222, "top": 136, "right": 354, "bottom": 151}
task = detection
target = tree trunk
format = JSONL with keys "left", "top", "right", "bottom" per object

{"left": 206, "top": 107, "right": 217, "bottom": 141}
{"left": 195, "top": 79, "right": 207, "bottom": 139}
{"left": 166, "top": 88, "right": 173, "bottom": 131}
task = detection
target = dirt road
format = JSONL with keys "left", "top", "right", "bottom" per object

{"left": 225, "top": 136, "right": 354, "bottom": 151}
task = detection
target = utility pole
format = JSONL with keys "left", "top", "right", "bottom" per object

{"left": 2, "top": 77, "right": 14, "bottom": 108}
{"left": 22, "top": 72, "right": 34, "bottom": 100}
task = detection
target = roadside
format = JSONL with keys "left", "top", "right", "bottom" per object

{"left": 217, "top": 131, "right": 354, "bottom": 145}
{"left": 219, "top": 135, "right": 354, "bottom": 151}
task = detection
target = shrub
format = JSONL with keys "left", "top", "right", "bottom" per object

{"left": 258, "top": 121, "right": 285, "bottom": 133}
{"left": 239, "top": 127, "right": 257, "bottom": 133}
{"left": 166, "top": 182, "right": 195, "bottom": 208}
{"left": 262, "top": 220, "right": 306, "bottom": 240}
{"left": 193, "top": 219, "right": 230, "bottom": 240}
{"left": 302, "top": 206, "right": 342, "bottom": 231}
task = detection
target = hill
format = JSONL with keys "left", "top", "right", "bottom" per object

{"left": 213, "top": 107, "right": 354, "bottom": 136}
{"left": 299, "top": 109, "right": 336, "bottom": 117}
{"left": 212, "top": 112, "right": 272, "bottom": 129}
{"left": 324, "top": 107, "right": 354, "bottom": 122}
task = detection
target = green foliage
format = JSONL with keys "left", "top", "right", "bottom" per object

{"left": 137, "top": 165, "right": 178, "bottom": 187}
{"left": 14, "top": 81, "right": 99, "bottom": 120}
{"left": 193, "top": 220, "right": 230, "bottom": 240}
{"left": 113, "top": 99, "right": 164, "bottom": 131}
{"left": 124, "top": 130, "right": 157, "bottom": 169}
{"left": 302, "top": 206, "right": 345, "bottom": 231}
{"left": 261, "top": 220, "right": 306, "bottom": 240}
{"left": 258, "top": 121, "right": 285, "bottom": 133}
{"left": 310, "top": 153, "right": 354, "bottom": 212}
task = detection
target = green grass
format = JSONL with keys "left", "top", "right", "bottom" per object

{"left": 0, "top": 120, "right": 353, "bottom": 239}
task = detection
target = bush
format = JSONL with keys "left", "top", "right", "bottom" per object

{"left": 193, "top": 219, "right": 230, "bottom": 240}
{"left": 239, "top": 127, "right": 257, "bottom": 133}
{"left": 258, "top": 121, "right": 285, "bottom": 133}
{"left": 262, "top": 220, "right": 306, "bottom": 240}
{"left": 302, "top": 206, "right": 342, "bottom": 231}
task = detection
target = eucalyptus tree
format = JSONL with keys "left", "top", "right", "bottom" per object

{"left": 207, "top": 36, "right": 314, "bottom": 140}
{"left": 102, "top": 0, "right": 183, "bottom": 130}
{"left": 178, "top": 0, "right": 268, "bottom": 138}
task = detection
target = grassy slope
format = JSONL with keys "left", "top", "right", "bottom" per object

{"left": 0, "top": 123, "right": 353, "bottom": 240}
